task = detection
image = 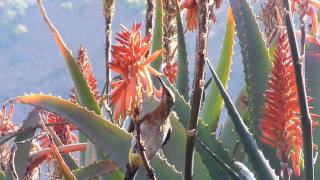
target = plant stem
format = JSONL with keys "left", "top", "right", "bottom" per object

{"left": 146, "top": 0, "right": 155, "bottom": 37}
{"left": 102, "top": 0, "right": 116, "bottom": 106}
{"left": 283, "top": 0, "right": 314, "bottom": 179}
{"left": 162, "top": 0, "right": 177, "bottom": 62}
{"left": 132, "top": 108, "right": 157, "bottom": 180}
{"left": 196, "top": 138, "right": 243, "bottom": 180}
{"left": 184, "top": 1, "right": 210, "bottom": 179}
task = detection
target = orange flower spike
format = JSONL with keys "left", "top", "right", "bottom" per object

{"left": 110, "top": 23, "right": 162, "bottom": 122}
{"left": 259, "top": 29, "right": 318, "bottom": 177}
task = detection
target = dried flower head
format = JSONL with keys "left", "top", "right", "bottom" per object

{"left": 259, "top": 29, "right": 318, "bottom": 177}
{"left": 109, "top": 23, "right": 162, "bottom": 122}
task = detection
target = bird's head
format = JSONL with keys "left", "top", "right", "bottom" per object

{"left": 158, "top": 76, "right": 175, "bottom": 110}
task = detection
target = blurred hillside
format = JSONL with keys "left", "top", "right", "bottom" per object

{"left": 0, "top": 0, "right": 244, "bottom": 121}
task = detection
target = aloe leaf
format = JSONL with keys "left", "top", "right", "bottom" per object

{"left": 207, "top": 60, "right": 277, "bottom": 179}
{"left": 150, "top": 0, "right": 163, "bottom": 72}
{"left": 161, "top": 78, "right": 247, "bottom": 179}
{"left": 218, "top": 89, "right": 250, "bottom": 160}
{"left": 15, "top": 94, "right": 181, "bottom": 179}
{"left": 201, "top": 7, "right": 235, "bottom": 132}
{"left": 175, "top": 3, "right": 189, "bottom": 99}
{"left": 162, "top": 113, "right": 211, "bottom": 179}
{"left": 37, "top": 1, "right": 101, "bottom": 115}
{"left": 305, "top": 49, "right": 320, "bottom": 180}
{"left": 229, "top": 0, "right": 271, "bottom": 130}
{"left": 72, "top": 160, "right": 122, "bottom": 180}
{"left": 12, "top": 108, "right": 41, "bottom": 179}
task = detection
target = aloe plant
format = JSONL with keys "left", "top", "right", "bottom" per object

{"left": 1, "top": 0, "right": 320, "bottom": 179}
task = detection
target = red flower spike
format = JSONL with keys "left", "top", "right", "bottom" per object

{"left": 259, "top": 29, "right": 318, "bottom": 177}
{"left": 70, "top": 46, "right": 100, "bottom": 103}
{"left": 109, "top": 23, "right": 162, "bottom": 122}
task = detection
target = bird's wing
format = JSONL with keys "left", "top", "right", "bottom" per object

{"left": 161, "top": 126, "right": 172, "bottom": 148}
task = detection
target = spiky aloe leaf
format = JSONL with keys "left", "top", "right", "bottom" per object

{"left": 207, "top": 61, "right": 277, "bottom": 179}
{"left": 150, "top": 0, "right": 163, "bottom": 71}
{"left": 37, "top": 0, "right": 101, "bottom": 115}
{"left": 161, "top": 78, "right": 247, "bottom": 179}
{"left": 218, "top": 89, "right": 249, "bottom": 160}
{"left": 201, "top": 7, "right": 235, "bottom": 132}
{"left": 71, "top": 160, "right": 122, "bottom": 180}
{"left": 11, "top": 108, "right": 40, "bottom": 179}
{"left": 15, "top": 94, "right": 181, "bottom": 179}
{"left": 175, "top": 2, "right": 189, "bottom": 99}
{"left": 162, "top": 114, "right": 211, "bottom": 179}
{"left": 305, "top": 49, "right": 320, "bottom": 180}
{"left": 229, "top": 0, "right": 271, "bottom": 130}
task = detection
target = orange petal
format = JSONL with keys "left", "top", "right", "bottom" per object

{"left": 146, "top": 65, "right": 163, "bottom": 76}
{"left": 143, "top": 50, "right": 162, "bottom": 66}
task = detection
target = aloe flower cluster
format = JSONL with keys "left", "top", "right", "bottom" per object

{"left": 259, "top": 29, "right": 318, "bottom": 177}
{"left": 109, "top": 23, "right": 162, "bottom": 122}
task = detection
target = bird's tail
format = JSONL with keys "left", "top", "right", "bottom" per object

{"left": 124, "top": 164, "right": 139, "bottom": 180}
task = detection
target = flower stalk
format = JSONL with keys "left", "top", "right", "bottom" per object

{"left": 283, "top": 0, "right": 314, "bottom": 178}
{"left": 146, "top": 0, "right": 155, "bottom": 37}
{"left": 102, "top": 0, "right": 116, "bottom": 108}
{"left": 184, "top": 1, "right": 210, "bottom": 179}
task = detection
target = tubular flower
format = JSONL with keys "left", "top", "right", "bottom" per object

{"left": 259, "top": 29, "right": 318, "bottom": 177}
{"left": 110, "top": 23, "right": 162, "bottom": 122}
{"left": 163, "top": 60, "right": 177, "bottom": 84}
{"left": 39, "top": 113, "right": 77, "bottom": 147}
{"left": 181, "top": 0, "right": 221, "bottom": 31}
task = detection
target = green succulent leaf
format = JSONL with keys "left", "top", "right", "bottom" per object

{"left": 229, "top": 0, "right": 271, "bottom": 129}
{"left": 161, "top": 77, "right": 247, "bottom": 179}
{"left": 37, "top": 1, "right": 101, "bottom": 115}
{"left": 71, "top": 160, "right": 123, "bottom": 180}
{"left": 201, "top": 7, "right": 235, "bottom": 132}
{"left": 12, "top": 108, "right": 40, "bottom": 179}
{"left": 207, "top": 60, "right": 277, "bottom": 179}
{"left": 305, "top": 49, "right": 320, "bottom": 180}
{"left": 162, "top": 113, "right": 211, "bottom": 179}
{"left": 15, "top": 94, "right": 181, "bottom": 179}
{"left": 150, "top": 0, "right": 163, "bottom": 72}
{"left": 175, "top": 3, "right": 189, "bottom": 100}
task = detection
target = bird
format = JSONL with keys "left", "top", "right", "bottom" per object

{"left": 124, "top": 76, "right": 176, "bottom": 180}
